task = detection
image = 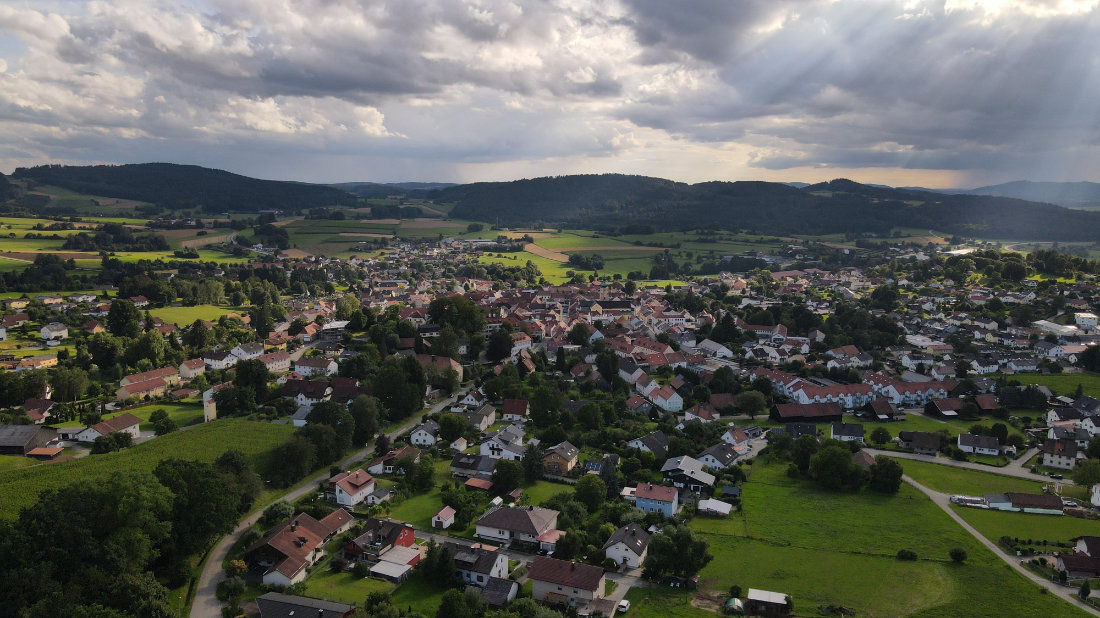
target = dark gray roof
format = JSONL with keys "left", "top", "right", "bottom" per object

{"left": 256, "top": 592, "right": 353, "bottom": 618}
{"left": 0, "top": 425, "right": 52, "bottom": 447}
{"left": 602, "top": 523, "right": 650, "bottom": 555}
{"left": 451, "top": 453, "right": 496, "bottom": 475}
{"left": 445, "top": 541, "right": 501, "bottom": 576}
{"left": 959, "top": 433, "right": 1000, "bottom": 450}
{"left": 698, "top": 443, "right": 739, "bottom": 466}
{"left": 630, "top": 430, "right": 669, "bottom": 458}
{"left": 482, "top": 577, "right": 519, "bottom": 607}
{"left": 831, "top": 422, "right": 865, "bottom": 438}
{"left": 475, "top": 506, "right": 559, "bottom": 535}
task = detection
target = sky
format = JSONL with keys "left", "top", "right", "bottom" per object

{"left": 1, "top": 0, "right": 1099, "bottom": 187}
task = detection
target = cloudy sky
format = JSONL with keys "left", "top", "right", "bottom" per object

{"left": 1, "top": 0, "right": 1099, "bottom": 187}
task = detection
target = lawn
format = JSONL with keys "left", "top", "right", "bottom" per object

{"left": 521, "top": 479, "right": 573, "bottom": 506}
{"left": 898, "top": 459, "right": 1049, "bottom": 496}
{"left": 0, "top": 418, "right": 294, "bottom": 519}
{"left": 857, "top": 413, "right": 1027, "bottom": 442}
{"left": 303, "top": 570, "right": 393, "bottom": 605}
{"left": 0, "top": 455, "right": 40, "bottom": 473}
{"left": 622, "top": 587, "right": 712, "bottom": 618}
{"left": 149, "top": 304, "right": 241, "bottom": 325}
{"left": 388, "top": 574, "right": 449, "bottom": 616}
{"left": 998, "top": 372, "right": 1100, "bottom": 399}
{"left": 951, "top": 505, "right": 1100, "bottom": 546}
{"left": 687, "top": 461, "right": 1088, "bottom": 617}
{"left": 386, "top": 459, "right": 453, "bottom": 529}
{"left": 52, "top": 402, "right": 206, "bottom": 431}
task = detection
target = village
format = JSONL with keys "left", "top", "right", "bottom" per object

{"left": 3, "top": 232, "right": 1100, "bottom": 618}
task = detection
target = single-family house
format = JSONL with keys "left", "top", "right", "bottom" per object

{"left": 830, "top": 423, "right": 865, "bottom": 443}
{"left": 1042, "top": 438, "right": 1080, "bottom": 470}
{"left": 698, "top": 443, "right": 740, "bottom": 470}
{"left": 544, "top": 441, "right": 579, "bottom": 474}
{"left": 410, "top": 420, "right": 441, "bottom": 447}
{"left": 501, "top": 399, "right": 529, "bottom": 422}
{"left": 633, "top": 483, "right": 678, "bottom": 517}
{"left": 74, "top": 413, "right": 142, "bottom": 443}
{"left": 602, "top": 524, "right": 650, "bottom": 569}
{"left": 40, "top": 322, "right": 68, "bottom": 340}
{"left": 957, "top": 433, "right": 1000, "bottom": 456}
{"left": 367, "top": 446, "right": 421, "bottom": 475}
{"left": 203, "top": 350, "right": 238, "bottom": 370}
{"left": 481, "top": 425, "right": 526, "bottom": 461}
{"left": 247, "top": 510, "right": 351, "bottom": 586}
{"left": 445, "top": 540, "right": 509, "bottom": 587}
{"left": 295, "top": 356, "right": 338, "bottom": 377}
{"left": 466, "top": 404, "right": 497, "bottom": 432}
{"left": 626, "top": 430, "right": 669, "bottom": 459}
{"left": 451, "top": 453, "right": 496, "bottom": 479}
{"left": 474, "top": 506, "right": 559, "bottom": 544}
{"left": 528, "top": 556, "right": 606, "bottom": 607}
{"left": 231, "top": 342, "right": 266, "bottom": 360}
{"left": 343, "top": 517, "right": 416, "bottom": 564}
{"left": 179, "top": 358, "right": 206, "bottom": 380}
{"left": 661, "top": 456, "right": 716, "bottom": 493}
{"left": 255, "top": 592, "right": 354, "bottom": 618}
{"left": 327, "top": 469, "right": 376, "bottom": 507}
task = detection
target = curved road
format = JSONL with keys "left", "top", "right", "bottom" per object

{"left": 189, "top": 390, "right": 465, "bottom": 618}
{"left": 903, "top": 475, "right": 1099, "bottom": 616}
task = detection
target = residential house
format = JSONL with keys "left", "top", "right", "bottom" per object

{"left": 255, "top": 592, "right": 354, "bottom": 618}
{"left": 121, "top": 366, "right": 181, "bottom": 388}
{"left": 179, "top": 358, "right": 206, "bottom": 380}
{"left": 246, "top": 510, "right": 352, "bottom": 586}
{"left": 829, "top": 423, "right": 865, "bottom": 443}
{"left": 528, "top": 556, "right": 606, "bottom": 607}
{"left": 544, "top": 441, "right": 579, "bottom": 474}
{"left": 661, "top": 456, "right": 716, "bottom": 493}
{"left": 627, "top": 431, "right": 669, "bottom": 459}
{"left": 343, "top": 517, "right": 416, "bottom": 563}
{"left": 257, "top": 350, "right": 292, "bottom": 373}
{"left": 602, "top": 524, "right": 650, "bottom": 569}
{"left": 721, "top": 427, "right": 750, "bottom": 448}
{"left": 958, "top": 433, "right": 999, "bottom": 456}
{"left": 295, "top": 356, "right": 338, "bottom": 377}
{"left": 466, "top": 404, "right": 497, "bottom": 431}
{"left": 327, "top": 469, "right": 376, "bottom": 507}
{"left": 698, "top": 443, "right": 740, "bottom": 470}
{"left": 416, "top": 354, "right": 464, "bottom": 382}
{"left": 367, "top": 446, "right": 421, "bottom": 475}
{"left": 115, "top": 377, "right": 168, "bottom": 402}
{"left": 632, "top": 482, "right": 678, "bottom": 516}
{"left": 898, "top": 431, "right": 941, "bottom": 456}
{"left": 649, "top": 386, "right": 683, "bottom": 412}
{"left": 451, "top": 453, "right": 497, "bottom": 479}
{"left": 481, "top": 425, "right": 526, "bottom": 461}
{"left": 231, "top": 342, "right": 266, "bottom": 360}
{"left": 1042, "top": 438, "right": 1080, "bottom": 470}
{"left": 22, "top": 398, "right": 53, "bottom": 424}
{"left": 39, "top": 322, "right": 68, "bottom": 340}
{"left": 203, "top": 350, "right": 238, "bottom": 370}
{"left": 445, "top": 541, "right": 509, "bottom": 587}
{"left": 410, "top": 420, "right": 441, "bottom": 447}
{"left": 474, "top": 506, "right": 559, "bottom": 544}
{"left": 281, "top": 380, "right": 333, "bottom": 407}
{"left": 683, "top": 403, "right": 719, "bottom": 423}
{"left": 501, "top": 399, "right": 529, "bottom": 422}
{"left": 74, "top": 413, "right": 142, "bottom": 443}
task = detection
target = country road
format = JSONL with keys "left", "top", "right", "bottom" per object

{"left": 904, "top": 475, "right": 1100, "bottom": 616}
{"left": 189, "top": 389, "right": 466, "bottom": 618}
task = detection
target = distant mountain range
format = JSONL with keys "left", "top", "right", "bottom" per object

{"left": 948, "top": 181, "right": 1100, "bottom": 210}
{"left": 6, "top": 164, "right": 1100, "bottom": 241}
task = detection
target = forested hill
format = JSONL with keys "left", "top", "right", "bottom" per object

{"left": 12, "top": 163, "right": 356, "bottom": 212}
{"left": 433, "top": 174, "right": 1100, "bottom": 241}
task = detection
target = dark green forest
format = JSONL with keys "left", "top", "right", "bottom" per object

{"left": 12, "top": 164, "right": 356, "bottom": 213}
{"left": 433, "top": 175, "right": 1100, "bottom": 241}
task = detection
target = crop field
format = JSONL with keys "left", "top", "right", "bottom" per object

{"left": 0, "top": 418, "right": 294, "bottom": 519}
{"left": 685, "top": 462, "right": 1086, "bottom": 617}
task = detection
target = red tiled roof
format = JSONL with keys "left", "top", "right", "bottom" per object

{"left": 528, "top": 556, "right": 603, "bottom": 591}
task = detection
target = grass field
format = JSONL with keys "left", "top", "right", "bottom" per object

{"left": 386, "top": 460, "right": 452, "bottom": 529}
{"left": 899, "top": 459, "right": 1050, "bottom": 496}
{"left": 388, "top": 575, "right": 450, "bottom": 616}
{"left": 850, "top": 413, "right": 1027, "bottom": 442}
{"left": 0, "top": 418, "right": 294, "bottom": 519}
{"left": 0, "top": 455, "right": 41, "bottom": 473}
{"left": 303, "top": 570, "right": 393, "bottom": 605}
{"left": 52, "top": 402, "right": 206, "bottom": 431}
{"left": 150, "top": 304, "right": 241, "bottom": 325}
{"left": 1000, "top": 372, "right": 1100, "bottom": 399}
{"left": 522, "top": 479, "right": 573, "bottom": 505}
{"left": 686, "top": 462, "right": 1088, "bottom": 617}
{"left": 623, "top": 587, "right": 713, "bottom": 618}
{"left": 951, "top": 505, "right": 1100, "bottom": 545}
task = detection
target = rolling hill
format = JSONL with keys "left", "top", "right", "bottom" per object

{"left": 960, "top": 180, "right": 1100, "bottom": 210}
{"left": 11, "top": 163, "right": 356, "bottom": 213}
{"left": 432, "top": 174, "right": 1100, "bottom": 241}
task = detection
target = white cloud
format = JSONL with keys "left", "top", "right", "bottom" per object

{"left": 0, "top": 0, "right": 1097, "bottom": 186}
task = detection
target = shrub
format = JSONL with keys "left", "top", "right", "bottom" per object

{"left": 949, "top": 548, "right": 967, "bottom": 563}
{"left": 352, "top": 562, "right": 370, "bottom": 578}
{"left": 330, "top": 557, "right": 348, "bottom": 573}
{"left": 216, "top": 576, "right": 246, "bottom": 601}
{"left": 896, "top": 549, "right": 918, "bottom": 561}
{"left": 729, "top": 585, "right": 742, "bottom": 598}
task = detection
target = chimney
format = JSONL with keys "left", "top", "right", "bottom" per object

{"left": 570, "top": 562, "right": 576, "bottom": 571}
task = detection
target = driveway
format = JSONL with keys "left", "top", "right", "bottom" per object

{"left": 864, "top": 447, "right": 1063, "bottom": 484}
{"left": 189, "top": 389, "right": 466, "bottom": 618}
{"left": 903, "top": 475, "right": 1099, "bottom": 616}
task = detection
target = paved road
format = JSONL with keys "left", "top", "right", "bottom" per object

{"left": 190, "top": 390, "right": 465, "bottom": 618}
{"left": 865, "top": 447, "right": 1063, "bottom": 484}
{"left": 903, "top": 475, "right": 1099, "bottom": 616}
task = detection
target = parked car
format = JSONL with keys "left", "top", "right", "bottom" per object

{"left": 617, "top": 600, "right": 630, "bottom": 613}
{"left": 1050, "top": 474, "right": 1064, "bottom": 480}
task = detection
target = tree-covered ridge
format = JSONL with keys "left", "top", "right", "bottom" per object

{"left": 12, "top": 163, "right": 356, "bottom": 213}
{"left": 434, "top": 174, "right": 1100, "bottom": 241}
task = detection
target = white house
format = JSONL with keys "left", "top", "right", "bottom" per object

{"left": 1091, "top": 484, "right": 1100, "bottom": 508}
{"left": 650, "top": 386, "right": 683, "bottom": 413}
{"left": 480, "top": 424, "right": 526, "bottom": 461}
{"left": 1076, "top": 312, "right": 1098, "bottom": 331}
{"left": 958, "top": 433, "right": 1000, "bottom": 456}
{"left": 474, "top": 506, "right": 558, "bottom": 544}
{"left": 39, "top": 322, "right": 68, "bottom": 340}
{"left": 74, "top": 413, "right": 142, "bottom": 443}
{"left": 203, "top": 351, "right": 238, "bottom": 370}
{"left": 602, "top": 524, "right": 650, "bottom": 569}
{"left": 432, "top": 506, "right": 456, "bottom": 530}
{"left": 295, "top": 357, "right": 338, "bottom": 378}
{"left": 528, "top": 557, "right": 605, "bottom": 607}
{"left": 697, "top": 339, "right": 734, "bottom": 359}
{"left": 231, "top": 342, "right": 265, "bottom": 360}
{"left": 410, "top": 420, "right": 441, "bottom": 447}
{"left": 328, "top": 469, "right": 375, "bottom": 506}
{"left": 830, "top": 423, "right": 865, "bottom": 444}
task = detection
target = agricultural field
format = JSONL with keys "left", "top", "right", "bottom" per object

{"left": 0, "top": 418, "right": 294, "bottom": 519}
{"left": 951, "top": 505, "right": 1100, "bottom": 546}
{"left": 685, "top": 461, "right": 1086, "bottom": 617}
{"left": 848, "top": 413, "right": 1029, "bottom": 442}
{"left": 899, "top": 459, "right": 1050, "bottom": 496}
{"left": 52, "top": 402, "right": 206, "bottom": 431}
